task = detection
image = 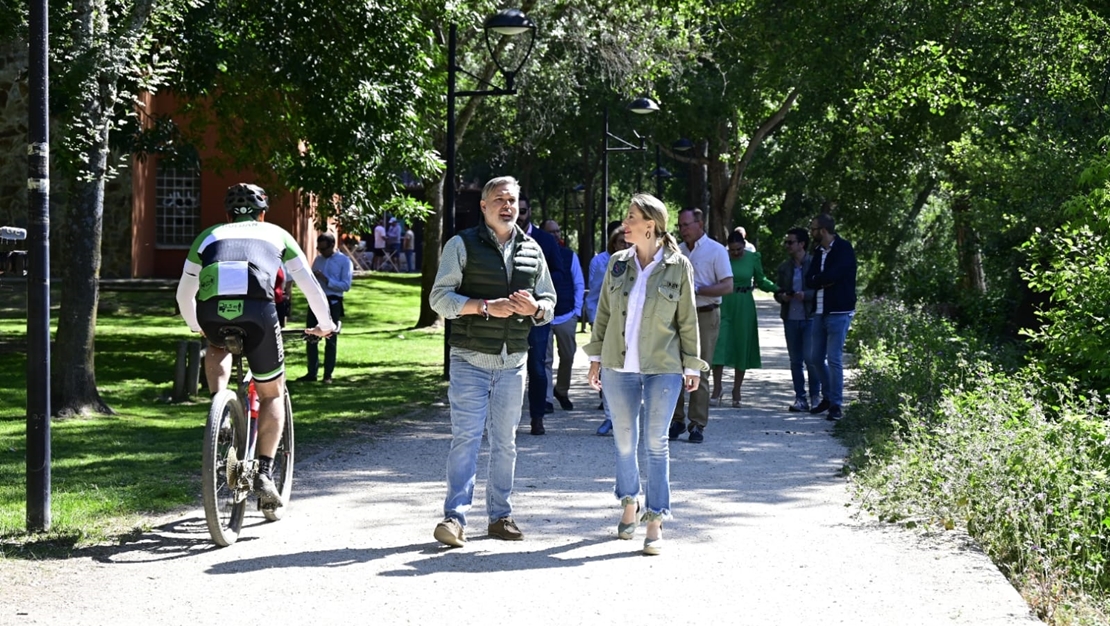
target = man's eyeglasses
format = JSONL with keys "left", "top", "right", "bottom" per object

{"left": 783, "top": 240, "right": 799, "bottom": 246}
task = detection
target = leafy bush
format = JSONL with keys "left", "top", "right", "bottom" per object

{"left": 1019, "top": 140, "right": 1110, "bottom": 394}
{"left": 1021, "top": 228, "right": 1110, "bottom": 392}
{"left": 845, "top": 298, "right": 1110, "bottom": 623}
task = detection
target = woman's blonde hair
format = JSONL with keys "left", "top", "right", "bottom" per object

{"left": 630, "top": 193, "right": 680, "bottom": 253}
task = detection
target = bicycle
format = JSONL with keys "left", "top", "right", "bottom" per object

{"left": 201, "top": 326, "right": 302, "bottom": 547}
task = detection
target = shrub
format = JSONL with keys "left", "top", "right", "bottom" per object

{"left": 845, "top": 298, "right": 1110, "bottom": 623}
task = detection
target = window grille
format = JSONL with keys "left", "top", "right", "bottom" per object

{"left": 155, "top": 165, "right": 201, "bottom": 247}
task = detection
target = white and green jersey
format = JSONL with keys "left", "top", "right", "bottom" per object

{"left": 175, "top": 219, "right": 336, "bottom": 334}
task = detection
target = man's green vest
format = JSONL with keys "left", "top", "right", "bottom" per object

{"left": 449, "top": 225, "right": 544, "bottom": 355}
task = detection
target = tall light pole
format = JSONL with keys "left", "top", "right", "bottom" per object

{"left": 443, "top": 8, "right": 536, "bottom": 379}
{"left": 26, "top": 0, "right": 51, "bottom": 532}
{"left": 444, "top": 9, "right": 536, "bottom": 240}
{"left": 591, "top": 97, "right": 658, "bottom": 263}
{"left": 651, "top": 144, "right": 672, "bottom": 198}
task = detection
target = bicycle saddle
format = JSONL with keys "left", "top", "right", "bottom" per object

{"left": 216, "top": 326, "right": 248, "bottom": 355}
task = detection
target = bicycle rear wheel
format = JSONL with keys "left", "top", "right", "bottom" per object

{"left": 263, "top": 386, "right": 295, "bottom": 521}
{"left": 203, "top": 389, "right": 248, "bottom": 546}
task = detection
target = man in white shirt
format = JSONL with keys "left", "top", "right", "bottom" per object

{"left": 670, "top": 208, "right": 733, "bottom": 443}
{"left": 372, "top": 218, "right": 387, "bottom": 270}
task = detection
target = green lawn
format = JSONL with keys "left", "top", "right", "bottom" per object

{"left": 0, "top": 274, "right": 446, "bottom": 553}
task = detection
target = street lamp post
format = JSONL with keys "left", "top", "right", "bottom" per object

{"left": 592, "top": 97, "right": 658, "bottom": 262}
{"left": 651, "top": 144, "right": 672, "bottom": 198}
{"left": 444, "top": 9, "right": 536, "bottom": 239}
{"left": 443, "top": 9, "right": 536, "bottom": 378}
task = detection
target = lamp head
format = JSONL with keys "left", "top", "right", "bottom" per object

{"left": 628, "top": 97, "right": 660, "bottom": 115}
{"left": 484, "top": 8, "right": 535, "bottom": 36}
{"left": 672, "top": 138, "right": 694, "bottom": 152}
{"left": 482, "top": 9, "right": 537, "bottom": 89}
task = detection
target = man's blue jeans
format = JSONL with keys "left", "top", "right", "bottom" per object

{"left": 809, "top": 311, "right": 855, "bottom": 408}
{"left": 444, "top": 355, "right": 526, "bottom": 527}
{"left": 783, "top": 318, "right": 820, "bottom": 404}
{"left": 601, "top": 369, "right": 683, "bottom": 518}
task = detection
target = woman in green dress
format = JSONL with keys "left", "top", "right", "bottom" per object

{"left": 712, "top": 229, "right": 778, "bottom": 407}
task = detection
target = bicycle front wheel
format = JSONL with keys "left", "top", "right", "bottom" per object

{"left": 263, "top": 386, "right": 295, "bottom": 522}
{"left": 203, "top": 389, "right": 248, "bottom": 546}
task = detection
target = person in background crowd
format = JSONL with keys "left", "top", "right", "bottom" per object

{"left": 735, "top": 225, "right": 757, "bottom": 252}
{"left": 429, "top": 176, "right": 555, "bottom": 547}
{"left": 774, "top": 227, "right": 821, "bottom": 413}
{"left": 516, "top": 196, "right": 562, "bottom": 435}
{"left": 541, "top": 219, "right": 585, "bottom": 413}
{"left": 670, "top": 208, "right": 732, "bottom": 444}
{"left": 586, "top": 193, "right": 705, "bottom": 556}
{"left": 588, "top": 224, "right": 630, "bottom": 435}
{"left": 372, "top": 217, "right": 387, "bottom": 271}
{"left": 387, "top": 217, "right": 402, "bottom": 269}
{"left": 806, "top": 212, "right": 857, "bottom": 421}
{"left": 711, "top": 229, "right": 777, "bottom": 407}
{"left": 297, "top": 232, "right": 353, "bottom": 384}
{"left": 402, "top": 223, "right": 416, "bottom": 272}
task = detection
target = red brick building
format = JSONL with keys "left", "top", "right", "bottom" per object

{"left": 129, "top": 92, "right": 323, "bottom": 278}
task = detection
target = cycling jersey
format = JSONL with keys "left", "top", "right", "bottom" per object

{"left": 175, "top": 219, "right": 338, "bottom": 381}
{"left": 176, "top": 219, "right": 337, "bottom": 335}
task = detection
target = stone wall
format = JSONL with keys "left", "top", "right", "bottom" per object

{"left": 0, "top": 40, "right": 133, "bottom": 277}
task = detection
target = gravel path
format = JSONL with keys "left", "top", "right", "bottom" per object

{"left": 1, "top": 299, "right": 1039, "bottom": 625}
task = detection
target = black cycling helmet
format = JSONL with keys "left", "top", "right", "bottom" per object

{"left": 224, "top": 183, "right": 269, "bottom": 216}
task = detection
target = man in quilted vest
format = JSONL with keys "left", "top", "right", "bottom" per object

{"left": 429, "top": 176, "right": 556, "bottom": 548}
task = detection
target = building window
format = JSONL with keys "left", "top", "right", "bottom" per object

{"left": 155, "top": 164, "right": 200, "bottom": 247}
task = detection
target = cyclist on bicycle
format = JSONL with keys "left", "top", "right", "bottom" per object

{"left": 175, "top": 183, "right": 335, "bottom": 509}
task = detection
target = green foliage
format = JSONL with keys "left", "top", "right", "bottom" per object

{"left": 1020, "top": 141, "right": 1110, "bottom": 393}
{"left": 0, "top": 275, "right": 447, "bottom": 549}
{"left": 845, "top": 298, "right": 1110, "bottom": 623}
{"left": 168, "top": 0, "right": 442, "bottom": 218}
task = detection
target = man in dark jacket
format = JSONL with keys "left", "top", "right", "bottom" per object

{"left": 805, "top": 213, "right": 857, "bottom": 421}
{"left": 429, "top": 176, "right": 556, "bottom": 547}
{"left": 516, "top": 196, "right": 563, "bottom": 435}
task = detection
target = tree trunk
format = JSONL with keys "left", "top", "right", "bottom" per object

{"left": 953, "top": 194, "right": 986, "bottom": 294}
{"left": 54, "top": 138, "right": 112, "bottom": 416}
{"left": 708, "top": 89, "right": 800, "bottom": 242}
{"left": 706, "top": 138, "right": 731, "bottom": 241}
{"left": 416, "top": 175, "right": 444, "bottom": 329}
{"left": 870, "top": 174, "right": 937, "bottom": 295}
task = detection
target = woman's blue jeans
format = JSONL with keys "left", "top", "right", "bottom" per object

{"left": 601, "top": 369, "right": 683, "bottom": 518}
{"left": 443, "top": 355, "right": 526, "bottom": 526}
{"left": 783, "top": 318, "right": 821, "bottom": 404}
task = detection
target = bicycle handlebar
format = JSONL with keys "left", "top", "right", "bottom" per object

{"left": 280, "top": 321, "right": 341, "bottom": 339}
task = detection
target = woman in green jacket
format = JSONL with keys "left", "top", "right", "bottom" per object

{"left": 585, "top": 193, "right": 707, "bottom": 556}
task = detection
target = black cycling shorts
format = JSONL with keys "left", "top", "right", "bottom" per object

{"left": 196, "top": 298, "right": 284, "bottom": 382}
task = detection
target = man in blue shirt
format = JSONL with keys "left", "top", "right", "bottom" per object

{"left": 542, "top": 219, "right": 585, "bottom": 412}
{"left": 516, "top": 196, "right": 562, "bottom": 435}
{"left": 297, "top": 232, "right": 353, "bottom": 384}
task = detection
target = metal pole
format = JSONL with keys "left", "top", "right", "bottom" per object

{"left": 655, "top": 144, "right": 662, "bottom": 198}
{"left": 26, "top": 0, "right": 51, "bottom": 532}
{"left": 442, "top": 23, "right": 457, "bottom": 380}
{"left": 444, "top": 25, "right": 457, "bottom": 247}
{"left": 601, "top": 105, "right": 609, "bottom": 253}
